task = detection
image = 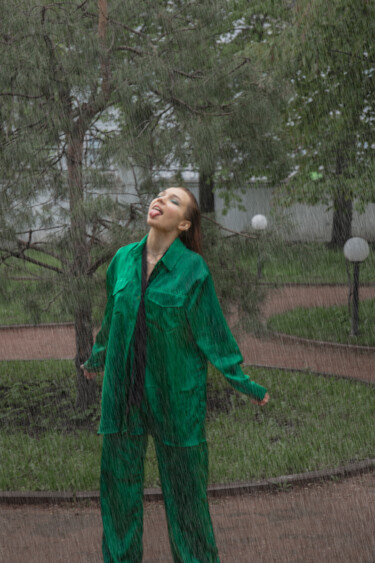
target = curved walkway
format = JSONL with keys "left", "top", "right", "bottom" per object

{"left": 1, "top": 285, "right": 375, "bottom": 562}
{"left": 240, "top": 285, "right": 375, "bottom": 384}
{"left": 2, "top": 285, "right": 375, "bottom": 383}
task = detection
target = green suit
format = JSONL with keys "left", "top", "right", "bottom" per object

{"left": 85, "top": 235, "right": 267, "bottom": 561}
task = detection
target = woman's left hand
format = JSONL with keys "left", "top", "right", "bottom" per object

{"left": 251, "top": 392, "right": 269, "bottom": 406}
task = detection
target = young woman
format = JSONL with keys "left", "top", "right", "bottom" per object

{"left": 82, "top": 186, "right": 269, "bottom": 563}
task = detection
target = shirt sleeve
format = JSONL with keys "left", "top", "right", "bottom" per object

{"left": 186, "top": 271, "right": 267, "bottom": 401}
{"left": 83, "top": 256, "right": 116, "bottom": 373}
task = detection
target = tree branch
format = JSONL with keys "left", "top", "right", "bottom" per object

{"left": 16, "top": 239, "right": 68, "bottom": 266}
{"left": 98, "top": 0, "right": 111, "bottom": 100}
{"left": 41, "top": 289, "right": 64, "bottom": 313}
{"left": 0, "top": 247, "right": 64, "bottom": 274}
{"left": 153, "top": 89, "right": 232, "bottom": 116}
{"left": 171, "top": 69, "right": 204, "bottom": 79}
{"left": 202, "top": 215, "right": 257, "bottom": 239}
{"left": 79, "top": 7, "right": 147, "bottom": 39}
{"left": 113, "top": 45, "right": 144, "bottom": 56}
{"left": 87, "top": 250, "right": 114, "bottom": 275}
{"left": 0, "top": 92, "right": 44, "bottom": 99}
{"left": 330, "top": 48, "right": 375, "bottom": 65}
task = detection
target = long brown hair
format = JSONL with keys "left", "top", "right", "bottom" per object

{"left": 176, "top": 186, "right": 203, "bottom": 256}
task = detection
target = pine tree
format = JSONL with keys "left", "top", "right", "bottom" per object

{"left": 0, "top": 0, "right": 285, "bottom": 408}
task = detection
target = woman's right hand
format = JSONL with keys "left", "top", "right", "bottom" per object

{"left": 251, "top": 392, "right": 269, "bottom": 406}
{"left": 80, "top": 364, "right": 99, "bottom": 380}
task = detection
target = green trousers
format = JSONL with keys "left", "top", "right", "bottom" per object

{"left": 100, "top": 432, "right": 220, "bottom": 562}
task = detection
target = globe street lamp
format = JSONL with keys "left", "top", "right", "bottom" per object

{"left": 251, "top": 214, "right": 268, "bottom": 279}
{"left": 343, "top": 237, "right": 370, "bottom": 336}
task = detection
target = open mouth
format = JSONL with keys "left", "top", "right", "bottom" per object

{"left": 149, "top": 205, "right": 163, "bottom": 218}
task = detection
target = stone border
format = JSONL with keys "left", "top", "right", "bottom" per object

{"left": 248, "top": 362, "right": 375, "bottom": 387}
{"left": 257, "top": 281, "right": 375, "bottom": 287}
{"left": 1, "top": 459, "right": 373, "bottom": 505}
{"left": 0, "top": 322, "right": 74, "bottom": 330}
{"left": 270, "top": 330, "right": 375, "bottom": 353}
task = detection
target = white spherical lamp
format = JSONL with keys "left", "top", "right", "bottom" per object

{"left": 251, "top": 214, "right": 268, "bottom": 231}
{"left": 343, "top": 237, "right": 370, "bottom": 263}
{"left": 343, "top": 237, "right": 370, "bottom": 336}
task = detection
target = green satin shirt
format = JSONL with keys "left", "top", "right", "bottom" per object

{"left": 85, "top": 234, "right": 267, "bottom": 446}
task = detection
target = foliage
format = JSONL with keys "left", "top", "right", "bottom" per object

{"left": 202, "top": 223, "right": 266, "bottom": 334}
{"left": 0, "top": 0, "right": 287, "bottom": 247}
{"left": 272, "top": 0, "right": 375, "bottom": 211}
{"left": 1, "top": 362, "right": 374, "bottom": 490}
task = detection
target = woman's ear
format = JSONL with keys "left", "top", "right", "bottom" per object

{"left": 178, "top": 220, "right": 192, "bottom": 232}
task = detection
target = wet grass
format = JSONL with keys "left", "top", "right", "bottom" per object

{"left": 267, "top": 299, "right": 375, "bottom": 347}
{"left": 240, "top": 240, "right": 375, "bottom": 285}
{"left": 0, "top": 361, "right": 374, "bottom": 491}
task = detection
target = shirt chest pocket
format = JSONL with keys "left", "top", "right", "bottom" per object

{"left": 112, "top": 278, "right": 132, "bottom": 314}
{"left": 146, "top": 290, "right": 186, "bottom": 333}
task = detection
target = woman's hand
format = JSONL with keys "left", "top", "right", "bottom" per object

{"left": 80, "top": 364, "right": 99, "bottom": 380}
{"left": 251, "top": 392, "right": 269, "bottom": 406}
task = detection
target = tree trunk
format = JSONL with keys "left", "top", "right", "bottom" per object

{"left": 98, "top": 0, "right": 110, "bottom": 99}
{"left": 199, "top": 170, "right": 215, "bottom": 213}
{"left": 67, "top": 129, "right": 96, "bottom": 411}
{"left": 330, "top": 190, "right": 352, "bottom": 249}
{"left": 329, "top": 152, "right": 352, "bottom": 249}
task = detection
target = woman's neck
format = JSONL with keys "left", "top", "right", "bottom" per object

{"left": 146, "top": 228, "right": 178, "bottom": 256}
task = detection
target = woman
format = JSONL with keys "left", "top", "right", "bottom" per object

{"left": 82, "top": 186, "right": 269, "bottom": 563}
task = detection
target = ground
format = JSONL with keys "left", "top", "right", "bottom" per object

{"left": 1, "top": 285, "right": 374, "bottom": 562}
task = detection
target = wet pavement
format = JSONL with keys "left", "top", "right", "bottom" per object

{"left": 1, "top": 472, "right": 374, "bottom": 562}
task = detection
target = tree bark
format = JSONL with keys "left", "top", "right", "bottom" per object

{"left": 67, "top": 128, "right": 96, "bottom": 410}
{"left": 199, "top": 170, "right": 215, "bottom": 213}
{"left": 329, "top": 151, "right": 352, "bottom": 249}
{"left": 98, "top": 0, "right": 110, "bottom": 99}
{"left": 330, "top": 189, "right": 352, "bottom": 249}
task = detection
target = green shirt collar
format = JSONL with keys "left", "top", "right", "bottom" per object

{"left": 132, "top": 233, "right": 188, "bottom": 272}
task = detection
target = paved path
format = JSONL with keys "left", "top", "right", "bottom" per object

{"left": 2, "top": 285, "right": 375, "bottom": 383}
{"left": 1, "top": 473, "right": 374, "bottom": 562}
{"left": 1, "top": 285, "right": 375, "bottom": 562}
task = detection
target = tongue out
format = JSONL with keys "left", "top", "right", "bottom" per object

{"left": 150, "top": 209, "right": 161, "bottom": 218}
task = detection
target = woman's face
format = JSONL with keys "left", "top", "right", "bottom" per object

{"left": 147, "top": 187, "right": 192, "bottom": 234}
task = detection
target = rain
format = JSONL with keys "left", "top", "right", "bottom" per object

{"left": 0, "top": 1, "right": 374, "bottom": 562}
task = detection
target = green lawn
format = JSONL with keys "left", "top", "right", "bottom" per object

{"left": 1, "top": 360, "right": 374, "bottom": 491}
{"left": 239, "top": 240, "right": 375, "bottom": 284}
{"left": 267, "top": 299, "right": 375, "bottom": 347}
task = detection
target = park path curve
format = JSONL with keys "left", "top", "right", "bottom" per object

{"left": 240, "top": 284, "right": 375, "bottom": 384}
{"left": 1, "top": 284, "right": 374, "bottom": 383}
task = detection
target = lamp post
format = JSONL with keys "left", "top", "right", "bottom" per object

{"left": 343, "top": 237, "right": 370, "bottom": 336}
{"left": 251, "top": 214, "right": 268, "bottom": 279}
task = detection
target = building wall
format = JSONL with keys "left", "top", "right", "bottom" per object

{"left": 24, "top": 174, "right": 375, "bottom": 243}
{"left": 214, "top": 186, "right": 375, "bottom": 242}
